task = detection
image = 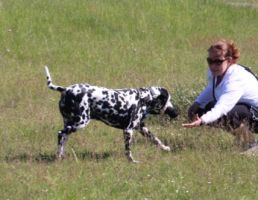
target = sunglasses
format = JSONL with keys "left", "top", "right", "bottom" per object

{"left": 207, "top": 58, "right": 226, "bottom": 65}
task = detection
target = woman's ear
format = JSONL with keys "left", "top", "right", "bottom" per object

{"left": 227, "top": 56, "right": 233, "bottom": 64}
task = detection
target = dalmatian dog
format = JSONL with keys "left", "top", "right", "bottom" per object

{"left": 44, "top": 66, "right": 178, "bottom": 162}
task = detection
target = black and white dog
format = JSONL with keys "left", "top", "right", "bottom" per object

{"left": 44, "top": 66, "right": 178, "bottom": 162}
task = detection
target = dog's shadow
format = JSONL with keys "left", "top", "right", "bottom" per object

{"left": 75, "top": 151, "right": 115, "bottom": 161}
{"left": 5, "top": 153, "right": 56, "bottom": 163}
{"left": 5, "top": 150, "right": 116, "bottom": 163}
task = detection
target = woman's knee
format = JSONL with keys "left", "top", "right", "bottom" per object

{"left": 227, "top": 104, "right": 252, "bottom": 129}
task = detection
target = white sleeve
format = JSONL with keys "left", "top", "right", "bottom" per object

{"left": 200, "top": 79, "right": 243, "bottom": 124}
{"left": 195, "top": 71, "right": 214, "bottom": 108}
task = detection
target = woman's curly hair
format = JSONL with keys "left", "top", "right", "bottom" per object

{"left": 208, "top": 39, "right": 240, "bottom": 63}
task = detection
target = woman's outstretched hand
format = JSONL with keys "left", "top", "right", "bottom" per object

{"left": 182, "top": 114, "right": 202, "bottom": 128}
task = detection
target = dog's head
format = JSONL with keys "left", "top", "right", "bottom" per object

{"left": 141, "top": 87, "right": 178, "bottom": 119}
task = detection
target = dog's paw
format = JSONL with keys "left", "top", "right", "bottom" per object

{"left": 132, "top": 159, "right": 140, "bottom": 164}
{"left": 56, "top": 152, "right": 65, "bottom": 161}
{"left": 127, "top": 155, "right": 140, "bottom": 163}
{"left": 161, "top": 146, "right": 171, "bottom": 151}
{"left": 128, "top": 157, "right": 140, "bottom": 163}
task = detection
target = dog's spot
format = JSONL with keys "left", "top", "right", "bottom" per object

{"left": 96, "top": 108, "right": 101, "bottom": 113}
{"left": 96, "top": 101, "right": 102, "bottom": 105}
{"left": 80, "top": 106, "right": 84, "bottom": 112}
{"left": 114, "top": 101, "right": 122, "bottom": 110}
{"left": 74, "top": 116, "right": 81, "bottom": 122}
{"left": 102, "top": 101, "right": 111, "bottom": 109}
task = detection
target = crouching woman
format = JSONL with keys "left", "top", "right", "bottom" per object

{"left": 182, "top": 39, "right": 258, "bottom": 151}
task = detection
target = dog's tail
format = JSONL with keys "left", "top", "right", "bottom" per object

{"left": 44, "top": 66, "right": 66, "bottom": 92}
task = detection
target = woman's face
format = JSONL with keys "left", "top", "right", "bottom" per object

{"left": 207, "top": 50, "right": 231, "bottom": 77}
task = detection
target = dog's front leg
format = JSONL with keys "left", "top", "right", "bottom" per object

{"left": 140, "top": 126, "right": 170, "bottom": 151}
{"left": 123, "top": 129, "right": 138, "bottom": 163}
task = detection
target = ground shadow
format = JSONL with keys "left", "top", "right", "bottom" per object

{"left": 5, "top": 153, "right": 57, "bottom": 163}
{"left": 4, "top": 150, "right": 117, "bottom": 163}
{"left": 75, "top": 150, "right": 116, "bottom": 161}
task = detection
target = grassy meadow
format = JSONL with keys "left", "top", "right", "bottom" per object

{"left": 1, "top": 0, "right": 258, "bottom": 199}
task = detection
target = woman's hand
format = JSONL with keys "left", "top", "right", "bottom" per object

{"left": 182, "top": 114, "right": 203, "bottom": 128}
{"left": 188, "top": 102, "right": 201, "bottom": 121}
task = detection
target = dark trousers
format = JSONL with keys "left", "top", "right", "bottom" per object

{"left": 197, "top": 102, "right": 258, "bottom": 133}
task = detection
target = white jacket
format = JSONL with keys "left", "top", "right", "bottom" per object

{"left": 196, "top": 64, "right": 258, "bottom": 124}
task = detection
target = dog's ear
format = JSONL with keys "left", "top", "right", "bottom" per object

{"left": 159, "top": 88, "right": 169, "bottom": 99}
{"left": 150, "top": 87, "right": 169, "bottom": 100}
{"left": 150, "top": 87, "right": 161, "bottom": 98}
{"left": 150, "top": 87, "right": 170, "bottom": 109}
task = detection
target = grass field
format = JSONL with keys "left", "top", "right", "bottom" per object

{"left": 1, "top": 0, "right": 258, "bottom": 199}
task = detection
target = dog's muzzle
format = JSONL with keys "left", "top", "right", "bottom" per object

{"left": 164, "top": 107, "right": 178, "bottom": 119}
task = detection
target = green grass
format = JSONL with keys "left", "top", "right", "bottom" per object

{"left": 1, "top": 0, "right": 258, "bottom": 199}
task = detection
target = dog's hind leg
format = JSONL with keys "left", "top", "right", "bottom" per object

{"left": 139, "top": 124, "right": 170, "bottom": 151}
{"left": 57, "top": 125, "right": 75, "bottom": 159}
{"left": 57, "top": 116, "right": 90, "bottom": 159}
